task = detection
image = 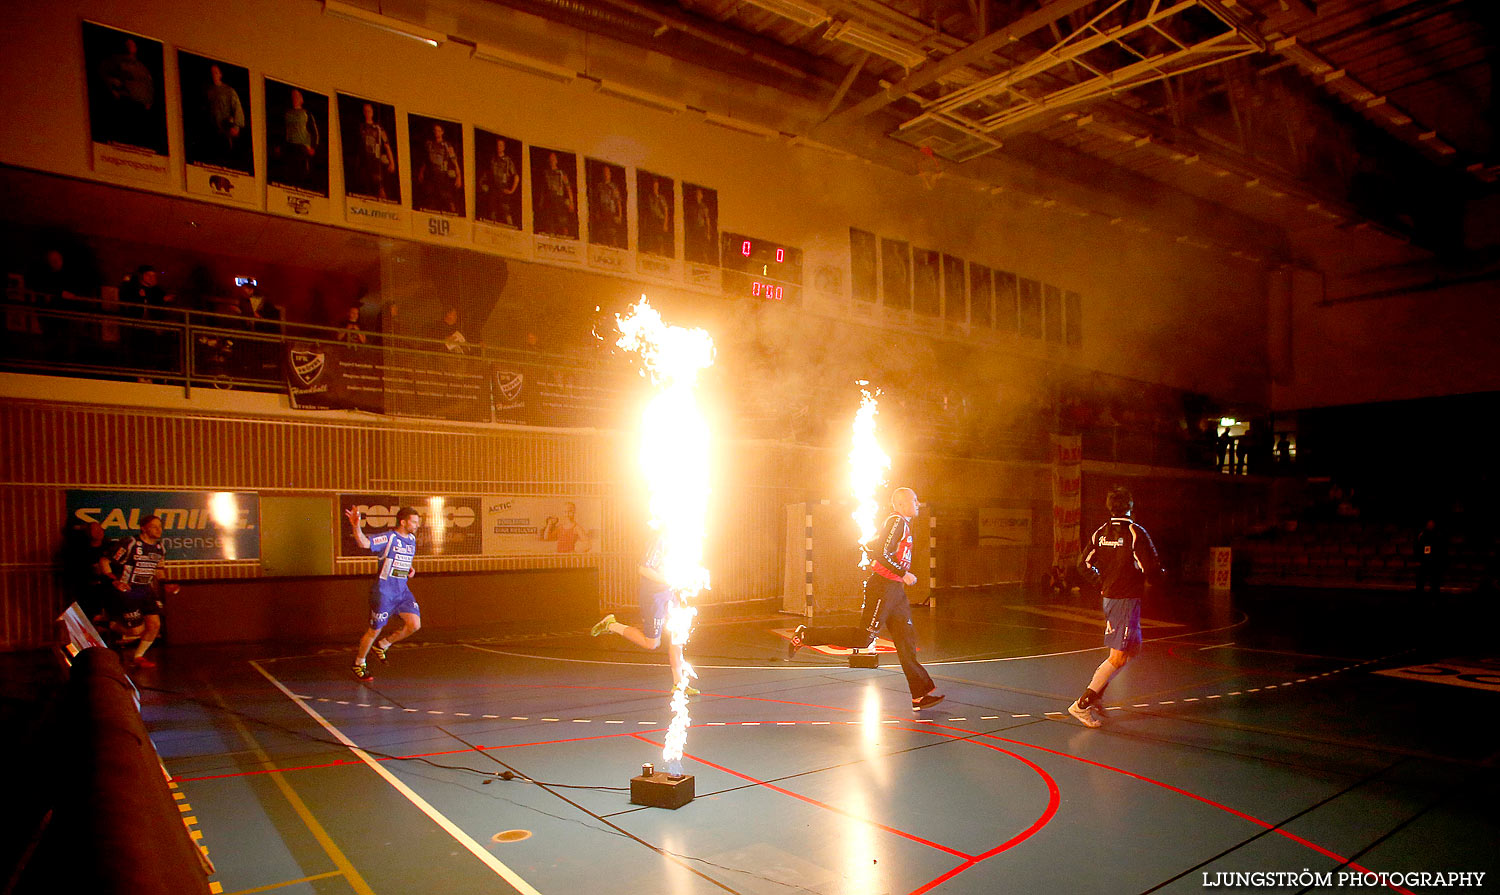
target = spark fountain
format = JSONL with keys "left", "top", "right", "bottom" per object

{"left": 614, "top": 298, "right": 714, "bottom": 809}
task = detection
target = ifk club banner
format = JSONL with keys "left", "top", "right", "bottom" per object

{"left": 68, "top": 490, "right": 260, "bottom": 561}
{"left": 1051, "top": 435, "right": 1082, "bottom": 567}
{"left": 338, "top": 494, "right": 483, "bottom": 557}
{"left": 482, "top": 495, "right": 601, "bottom": 556}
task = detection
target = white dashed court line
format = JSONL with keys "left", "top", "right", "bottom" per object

{"left": 283, "top": 654, "right": 1394, "bottom": 727}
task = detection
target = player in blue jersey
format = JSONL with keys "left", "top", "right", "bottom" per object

{"left": 347, "top": 505, "right": 422, "bottom": 683}
{"left": 101, "top": 514, "right": 168, "bottom": 668}
{"left": 1067, "top": 486, "right": 1164, "bottom": 728}
{"left": 589, "top": 533, "right": 697, "bottom": 696}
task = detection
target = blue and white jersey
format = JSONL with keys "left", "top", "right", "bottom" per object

{"left": 110, "top": 537, "right": 166, "bottom": 590}
{"left": 369, "top": 531, "right": 417, "bottom": 581}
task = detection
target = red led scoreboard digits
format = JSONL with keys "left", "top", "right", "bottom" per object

{"left": 719, "top": 232, "right": 803, "bottom": 304}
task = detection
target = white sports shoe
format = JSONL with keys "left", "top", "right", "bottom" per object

{"left": 1068, "top": 700, "right": 1102, "bottom": 728}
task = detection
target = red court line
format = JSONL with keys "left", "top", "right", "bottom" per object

{"left": 895, "top": 726, "right": 1061, "bottom": 895}
{"left": 953, "top": 726, "right": 1415, "bottom": 895}
{"left": 630, "top": 733, "right": 973, "bottom": 860}
{"left": 227, "top": 676, "right": 1416, "bottom": 894}
{"left": 171, "top": 729, "right": 657, "bottom": 782}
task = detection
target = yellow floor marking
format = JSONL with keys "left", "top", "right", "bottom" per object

{"left": 221, "top": 870, "right": 343, "bottom": 895}
{"left": 210, "top": 688, "right": 376, "bottom": 895}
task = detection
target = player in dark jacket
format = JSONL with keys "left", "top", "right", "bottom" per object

{"left": 786, "top": 487, "right": 944, "bottom": 710}
{"left": 1068, "top": 486, "right": 1164, "bottom": 727}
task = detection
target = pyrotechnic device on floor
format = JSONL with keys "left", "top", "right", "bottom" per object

{"left": 630, "top": 765, "right": 695, "bottom": 809}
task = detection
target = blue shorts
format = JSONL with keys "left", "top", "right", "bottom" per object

{"left": 369, "top": 581, "right": 420, "bottom": 631}
{"left": 638, "top": 579, "right": 672, "bottom": 640}
{"left": 1102, "top": 597, "right": 1142, "bottom": 656}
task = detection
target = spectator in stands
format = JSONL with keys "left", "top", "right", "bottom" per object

{"left": 120, "top": 265, "right": 174, "bottom": 319}
{"left": 28, "top": 248, "right": 87, "bottom": 310}
{"left": 236, "top": 282, "right": 284, "bottom": 379}
{"left": 24, "top": 248, "right": 92, "bottom": 359}
{"left": 428, "top": 306, "right": 470, "bottom": 354}
{"left": 337, "top": 304, "right": 367, "bottom": 344}
{"left": 1415, "top": 518, "right": 1447, "bottom": 596}
{"left": 121, "top": 265, "right": 179, "bottom": 376}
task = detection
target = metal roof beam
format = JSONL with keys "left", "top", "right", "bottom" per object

{"left": 821, "top": 0, "right": 1100, "bottom": 128}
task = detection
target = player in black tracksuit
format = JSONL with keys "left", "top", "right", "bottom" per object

{"left": 786, "top": 487, "right": 944, "bottom": 710}
{"left": 1068, "top": 486, "right": 1164, "bottom": 728}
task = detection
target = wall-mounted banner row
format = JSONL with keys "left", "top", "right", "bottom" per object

{"left": 338, "top": 494, "right": 602, "bottom": 558}
{"left": 67, "top": 489, "right": 261, "bottom": 561}
{"left": 79, "top": 20, "right": 722, "bottom": 283}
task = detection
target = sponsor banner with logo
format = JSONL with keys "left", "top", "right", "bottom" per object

{"left": 345, "top": 194, "right": 408, "bottom": 232}
{"left": 481, "top": 496, "right": 602, "bottom": 556}
{"left": 380, "top": 351, "right": 490, "bottom": 423}
{"left": 1051, "top": 434, "right": 1082, "bottom": 567}
{"left": 285, "top": 341, "right": 383, "bottom": 413}
{"left": 68, "top": 489, "right": 260, "bottom": 561}
{"left": 978, "top": 508, "right": 1032, "bottom": 546}
{"left": 490, "top": 361, "right": 630, "bottom": 429}
{"left": 267, "top": 184, "right": 332, "bottom": 223}
{"left": 338, "top": 495, "right": 483, "bottom": 557}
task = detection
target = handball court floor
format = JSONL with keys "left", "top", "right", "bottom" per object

{"left": 135, "top": 586, "right": 1499, "bottom": 895}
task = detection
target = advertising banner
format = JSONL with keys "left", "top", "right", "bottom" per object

{"left": 68, "top": 490, "right": 260, "bottom": 560}
{"left": 337, "top": 494, "right": 483, "bottom": 557}
{"left": 481, "top": 496, "right": 602, "bottom": 556}
{"left": 978, "top": 508, "right": 1032, "bottom": 546}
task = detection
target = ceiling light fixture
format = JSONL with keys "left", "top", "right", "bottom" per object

{"left": 824, "top": 20, "right": 927, "bottom": 69}
{"left": 594, "top": 79, "right": 686, "bottom": 114}
{"left": 740, "top": 0, "right": 829, "bottom": 28}
{"left": 471, "top": 42, "right": 576, "bottom": 83}
{"left": 323, "top": 0, "right": 444, "bottom": 47}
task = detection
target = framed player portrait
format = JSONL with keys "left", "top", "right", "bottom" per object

{"left": 265, "top": 78, "right": 329, "bottom": 196}
{"left": 475, "top": 128, "right": 523, "bottom": 229}
{"left": 585, "top": 157, "right": 628, "bottom": 249}
{"left": 636, "top": 170, "right": 675, "bottom": 258}
{"left": 529, "top": 145, "right": 579, "bottom": 239}
{"left": 337, "top": 93, "right": 401, "bottom": 203}
{"left": 178, "top": 50, "right": 254, "bottom": 175}
{"left": 683, "top": 183, "right": 719, "bottom": 266}
{"left": 408, "top": 113, "right": 465, "bottom": 216}
{"left": 82, "top": 21, "right": 169, "bottom": 156}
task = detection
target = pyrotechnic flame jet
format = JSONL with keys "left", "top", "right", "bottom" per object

{"left": 849, "top": 382, "right": 891, "bottom": 568}
{"left": 614, "top": 298, "right": 714, "bottom": 775}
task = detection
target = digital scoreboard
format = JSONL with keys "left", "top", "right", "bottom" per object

{"left": 719, "top": 232, "right": 803, "bottom": 304}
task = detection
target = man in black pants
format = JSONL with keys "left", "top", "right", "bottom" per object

{"left": 787, "top": 487, "right": 945, "bottom": 711}
{"left": 1067, "top": 486, "right": 1165, "bottom": 728}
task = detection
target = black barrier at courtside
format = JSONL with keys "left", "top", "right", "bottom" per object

{"left": 42, "top": 647, "right": 210, "bottom": 894}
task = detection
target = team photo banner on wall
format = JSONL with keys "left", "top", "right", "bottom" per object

{"left": 178, "top": 49, "right": 255, "bottom": 205}
{"left": 265, "top": 77, "right": 331, "bottom": 221}
{"left": 337, "top": 92, "right": 405, "bottom": 231}
{"left": 82, "top": 21, "right": 171, "bottom": 185}
{"left": 481, "top": 496, "right": 602, "bottom": 556}
{"left": 68, "top": 490, "right": 260, "bottom": 561}
{"left": 338, "top": 494, "right": 483, "bottom": 557}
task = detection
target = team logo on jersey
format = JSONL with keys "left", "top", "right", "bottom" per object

{"left": 495, "top": 370, "right": 523, "bottom": 403}
{"left": 289, "top": 349, "right": 326, "bottom": 388}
